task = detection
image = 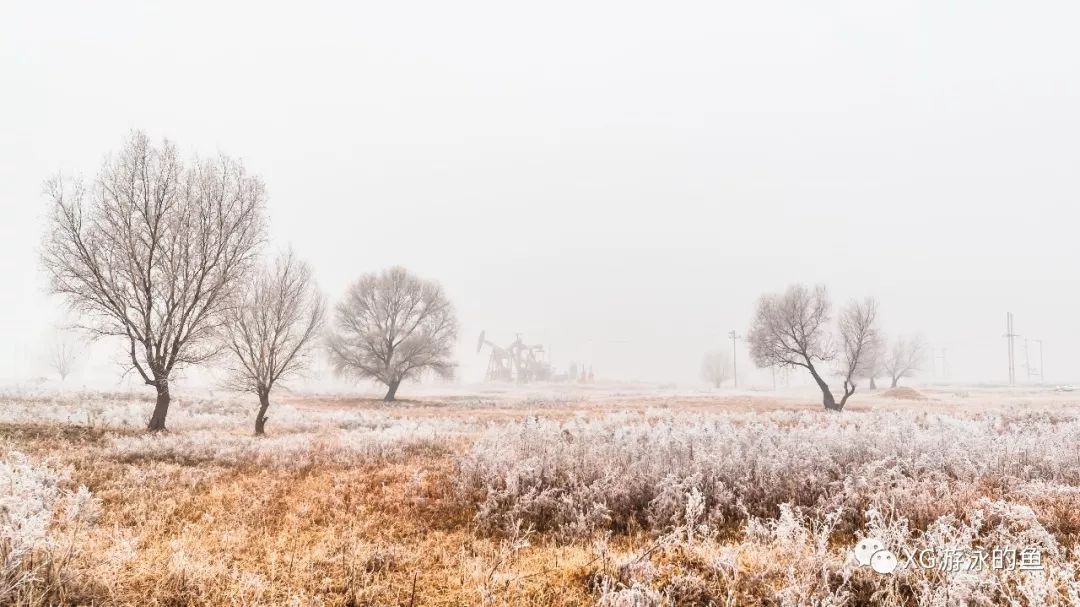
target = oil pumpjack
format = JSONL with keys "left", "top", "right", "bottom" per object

{"left": 476, "top": 331, "right": 553, "bottom": 383}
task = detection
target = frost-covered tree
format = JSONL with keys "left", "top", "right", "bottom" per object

{"left": 41, "top": 131, "right": 265, "bottom": 431}
{"left": 857, "top": 331, "right": 887, "bottom": 390}
{"left": 747, "top": 285, "right": 880, "bottom": 411}
{"left": 221, "top": 250, "right": 325, "bottom": 435}
{"left": 883, "top": 335, "right": 924, "bottom": 388}
{"left": 47, "top": 332, "right": 83, "bottom": 382}
{"left": 837, "top": 297, "right": 881, "bottom": 400}
{"left": 326, "top": 266, "right": 458, "bottom": 401}
{"left": 700, "top": 349, "right": 732, "bottom": 388}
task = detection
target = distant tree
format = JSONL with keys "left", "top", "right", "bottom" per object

{"left": 221, "top": 250, "right": 325, "bottom": 435}
{"left": 837, "top": 297, "right": 882, "bottom": 399}
{"left": 883, "top": 335, "right": 924, "bottom": 388}
{"left": 41, "top": 131, "right": 265, "bottom": 431}
{"left": 47, "top": 333, "right": 83, "bottom": 382}
{"left": 857, "top": 332, "right": 887, "bottom": 390}
{"left": 326, "top": 267, "right": 458, "bottom": 401}
{"left": 747, "top": 284, "right": 880, "bottom": 411}
{"left": 700, "top": 349, "right": 732, "bottom": 388}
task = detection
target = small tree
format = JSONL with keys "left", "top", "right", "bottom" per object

{"left": 41, "top": 131, "right": 265, "bottom": 431}
{"left": 700, "top": 349, "right": 732, "bottom": 388}
{"left": 837, "top": 297, "right": 881, "bottom": 401}
{"left": 47, "top": 333, "right": 83, "bottom": 382}
{"left": 883, "top": 335, "right": 924, "bottom": 388}
{"left": 221, "top": 250, "right": 325, "bottom": 435}
{"left": 327, "top": 266, "right": 458, "bottom": 401}
{"left": 747, "top": 284, "right": 879, "bottom": 411}
{"left": 857, "top": 331, "right": 887, "bottom": 390}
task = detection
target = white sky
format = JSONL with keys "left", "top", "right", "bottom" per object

{"left": 1, "top": 0, "right": 1078, "bottom": 388}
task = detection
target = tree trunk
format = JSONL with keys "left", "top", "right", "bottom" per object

{"left": 869, "top": 377, "right": 877, "bottom": 390}
{"left": 255, "top": 389, "right": 271, "bottom": 436}
{"left": 807, "top": 365, "right": 841, "bottom": 411}
{"left": 384, "top": 380, "right": 400, "bottom": 402}
{"left": 148, "top": 379, "right": 170, "bottom": 432}
{"left": 891, "top": 377, "right": 899, "bottom": 388}
{"left": 837, "top": 380, "right": 857, "bottom": 410}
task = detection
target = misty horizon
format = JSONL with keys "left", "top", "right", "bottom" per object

{"left": 3, "top": 1, "right": 1078, "bottom": 388}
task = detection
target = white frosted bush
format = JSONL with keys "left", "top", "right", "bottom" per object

{"left": 0, "top": 389, "right": 486, "bottom": 444}
{"left": 458, "top": 410, "right": 1080, "bottom": 538}
{"left": 108, "top": 417, "right": 475, "bottom": 468}
{"left": 0, "top": 451, "right": 99, "bottom": 602}
{"left": 1, "top": 452, "right": 63, "bottom": 576}
{"left": 0, "top": 391, "right": 246, "bottom": 430}
{"left": 595, "top": 581, "right": 662, "bottom": 607}
{"left": 598, "top": 500, "right": 1080, "bottom": 606}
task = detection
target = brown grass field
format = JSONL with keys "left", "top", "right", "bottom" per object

{"left": 4, "top": 385, "right": 1080, "bottom": 606}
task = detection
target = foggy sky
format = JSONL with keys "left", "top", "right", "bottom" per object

{"left": 2, "top": 1, "right": 1078, "bottom": 388}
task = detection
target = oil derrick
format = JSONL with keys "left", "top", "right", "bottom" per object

{"left": 477, "top": 331, "right": 552, "bottom": 383}
{"left": 476, "top": 330, "right": 513, "bottom": 382}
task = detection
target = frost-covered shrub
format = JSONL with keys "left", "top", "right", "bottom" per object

{"left": 596, "top": 500, "right": 1080, "bottom": 606}
{"left": 0, "top": 389, "right": 486, "bottom": 441}
{"left": 595, "top": 581, "right": 662, "bottom": 607}
{"left": 662, "top": 573, "right": 712, "bottom": 606}
{"left": 458, "top": 410, "right": 1080, "bottom": 538}
{"left": 0, "top": 451, "right": 100, "bottom": 603}
{"left": 0, "top": 391, "right": 247, "bottom": 430}
{"left": 108, "top": 417, "right": 475, "bottom": 468}
{"left": 1, "top": 452, "right": 63, "bottom": 579}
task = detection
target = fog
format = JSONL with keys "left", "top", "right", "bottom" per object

{"left": 2, "top": 0, "right": 1078, "bottom": 388}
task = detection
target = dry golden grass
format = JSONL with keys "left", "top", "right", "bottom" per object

{"left": 6, "top": 387, "right": 1080, "bottom": 606}
{"left": 3, "top": 424, "right": 614, "bottom": 606}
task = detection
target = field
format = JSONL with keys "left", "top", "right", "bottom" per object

{"left": 4, "top": 385, "right": 1080, "bottom": 606}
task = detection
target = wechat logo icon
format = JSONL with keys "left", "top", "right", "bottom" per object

{"left": 854, "top": 537, "right": 898, "bottom": 575}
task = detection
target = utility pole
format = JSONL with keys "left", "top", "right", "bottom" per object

{"left": 728, "top": 330, "right": 740, "bottom": 389}
{"left": 1004, "top": 312, "right": 1018, "bottom": 386}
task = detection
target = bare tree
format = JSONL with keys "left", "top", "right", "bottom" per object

{"left": 837, "top": 297, "right": 881, "bottom": 402}
{"left": 47, "top": 333, "right": 83, "bottom": 382}
{"left": 327, "top": 267, "right": 458, "bottom": 401}
{"left": 882, "top": 335, "right": 924, "bottom": 388}
{"left": 221, "top": 250, "right": 325, "bottom": 435}
{"left": 700, "top": 349, "right": 732, "bottom": 388}
{"left": 857, "top": 331, "right": 887, "bottom": 390}
{"left": 41, "top": 131, "right": 265, "bottom": 431}
{"left": 747, "top": 284, "right": 879, "bottom": 411}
